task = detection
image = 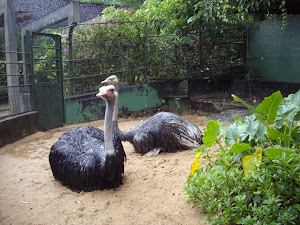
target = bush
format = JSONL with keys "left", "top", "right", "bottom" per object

{"left": 185, "top": 90, "right": 300, "bottom": 224}
{"left": 59, "top": 3, "right": 246, "bottom": 96}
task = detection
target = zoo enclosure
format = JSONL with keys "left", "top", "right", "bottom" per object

{"left": 0, "top": 20, "right": 247, "bottom": 127}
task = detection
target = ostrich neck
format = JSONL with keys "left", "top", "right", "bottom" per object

{"left": 104, "top": 98, "right": 115, "bottom": 155}
{"left": 112, "top": 83, "right": 133, "bottom": 142}
{"left": 112, "top": 83, "right": 119, "bottom": 132}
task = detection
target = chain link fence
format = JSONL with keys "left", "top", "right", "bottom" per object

{"left": 0, "top": 20, "right": 247, "bottom": 119}
{"left": 0, "top": 48, "right": 32, "bottom": 119}
{"left": 60, "top": 21, "right": 247, "bottom": 97}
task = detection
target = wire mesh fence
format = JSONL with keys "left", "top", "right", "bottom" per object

{"left": 31, "top": 33, "right": 61, "bottom": 84}
{"left": 0, "top": 49, "right": 32, "bottom": 119}
{"left": 0, "top": 19, "right": 247, "bottom": 119}
{"left": 60, "top": 20, "right": 247, "bottom": 97}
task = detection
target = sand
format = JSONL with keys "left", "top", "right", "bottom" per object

{"left": 0, "top": 115, "right": 208, "bottom": 225}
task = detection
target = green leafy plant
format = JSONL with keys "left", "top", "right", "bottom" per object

{"left": 186, "top": 90, "right": 300, "bottom": 224}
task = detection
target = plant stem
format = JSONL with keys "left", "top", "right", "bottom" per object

{"left": 261, "top": 119, "right": 281, "bottom": 145}
{"left": 216, "top": 138, "right": 225, "bottom": 152}
{"left": 287, "top": 116, "right": 295, "bottom": 147}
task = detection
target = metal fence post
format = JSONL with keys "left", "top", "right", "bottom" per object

{"left": 4, "top": 0, "right": 22, "bottom": 114}
{"left": 68, "top": 22, "right": 77, "bottom": 93}
{"left": 199, "top": 29, "right": 204, "bottom": 71}
{"left": 143, "top": 21, "right": 148, "bottom": 82}
{"left": 54, "top": 34, "right": 64, "bottom": 121}
{"left": 25, "top": 30, "right": 35, "bottom": 110}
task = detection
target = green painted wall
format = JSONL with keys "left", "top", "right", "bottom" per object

{"left": 64, "top": 83, "right": 163, "bottom": 125}
{"left": 118, "top": 84, "right": 162, "bottom": 112}
{"left": 64, "top": 97, "right": 106, "bottom": 125}
{"left": 248, "top": 15, "right": 300, "bottom": 83}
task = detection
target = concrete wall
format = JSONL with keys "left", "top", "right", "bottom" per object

{"left": 0, "top": 111, "right": 39, "bottom": 148}
{"left": 248, "top": 15, "right": 300, "bottom": 83}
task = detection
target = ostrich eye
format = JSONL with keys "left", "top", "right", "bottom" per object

{"left": 110, "top": 88, "right": 115, "bottom": 92}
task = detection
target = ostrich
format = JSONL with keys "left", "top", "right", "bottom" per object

{"left": 101, "top": 75, "right": 203, "bottom": 155}
{"left": 49, "top": 85, "right": 126, "bottom": 192}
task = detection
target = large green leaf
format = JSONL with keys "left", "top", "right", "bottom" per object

{"left": 240, "top": 115, "right": 260, "bottom": 142}
{"left": 292, "top": 126, "right": 300, "bottom": 144}
{"left": 256, "top": 91, "right": 283, "bottom": 124}
{"left": 267, "top": 126, "right": 289, "bottom": 143}
{"left": 232, "top": 94, "right": 265, "bottom": 119}
{"left": 275, "top": 90, "right": 300, "bottom": 129}
{"left": 242, "top": 147, "right": 262, "bottom": 177}
{"left": 256, "top": 119, "right": 268, "bottom": 142}
{"left": 203, "top": 120, "right": 220, "bottom": 147}
{"left": 225, "top": 121, "right": 243, "bottom": 146}
{"left": 230, "top": 143, "right": 249, "bottom": 154}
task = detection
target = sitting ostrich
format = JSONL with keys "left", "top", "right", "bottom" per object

{"left": 102, "top": 75, "right": 203, "bottom": 155}
{"left": 49, "top": 85, "right": 126, "bottom": 192}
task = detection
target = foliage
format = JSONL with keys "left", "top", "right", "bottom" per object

{"left": 70, "top": 0, "right": 143, "bottom": 8}
{"left": 185, "top": 0, "right": 287, "bottom": 28}
{"left": 59, "top": 0, "right": 246, "bottom": 96}
{"left": 186, "top": 90, "right": 300, "bottom": 224}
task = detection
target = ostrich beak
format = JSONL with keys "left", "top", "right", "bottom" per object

{"left": 96, "top": 88, "right": 104, "bottom": 97}
{"left": 101, "top": 78, "right": 109, "bottom": 84}
{"left": 96, "top": 92, "right": 102, "bottom": 97}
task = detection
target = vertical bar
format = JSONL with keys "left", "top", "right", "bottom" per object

{"left": 243, "top": 27, "right": 248, "bottom": 64}
{"left": 23, "top": 30, "right": 32, "bottom": 112}
{"left": 26, "top": 30, "right": 35, "bottom": 110}
{"left": 68, "top": 23, "right": 77, "bottom": 94}
{"left": 68, "top": 2, "right": 79, "bottom": 26}
{"left": 143, "top": 21, "right": 148, "bottom": 82}
{"left": 21, "top": 30, "right": 29, "bottom": 87}
{"left": 54, "top": 34, "right": 64, "bottom": 123}
{"left": 199, "top": 29, "right": 204, "bottom": 71}
{"left": 4, "top": 0, "right": 22, "bottom": 114}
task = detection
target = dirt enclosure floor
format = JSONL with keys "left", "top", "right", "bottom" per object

{"left": 0, "top": 115, "right": 209, "bottom": 225}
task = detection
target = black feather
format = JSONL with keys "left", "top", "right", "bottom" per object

{"left": 49, "top": 126, "right": 126, "bottom": 192}
{"left": 119, "top": 112, "right": 203, "bottom": 154}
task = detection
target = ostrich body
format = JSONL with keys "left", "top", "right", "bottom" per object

{"left": 49, "top": 85, "right": 125, "bottom": 192}
{"left": 102, "top": 75, "right": 203, "bottom": 155}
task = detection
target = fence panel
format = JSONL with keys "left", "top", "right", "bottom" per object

{"left": 60, "top": 21, "right": 247, "bottom": 97}
{"left": 0, "top": 33, "right": 32, "bottom": 119}
{"left": 29, "top": 32, "right": 64, "bottom": 130}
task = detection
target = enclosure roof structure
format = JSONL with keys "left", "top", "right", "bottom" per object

{"left": 0, "top": 0, "right": 108, "bottom": 28}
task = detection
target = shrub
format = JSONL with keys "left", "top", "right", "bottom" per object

{"left": 186, "top": 90, "right": 300, "bottom": 224}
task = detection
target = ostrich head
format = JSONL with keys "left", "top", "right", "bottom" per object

{"left": 101, "top": 75, "right": 118, "bottom": 86}
{"left": 96, "top": 85, "right": 117, "bottom": 101}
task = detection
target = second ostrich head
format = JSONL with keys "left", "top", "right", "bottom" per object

{"left": 101, "top": 75, "right": 118, "bottom": 86}
{"left": 101, "top": 76, "right": 120, "bottom": 131}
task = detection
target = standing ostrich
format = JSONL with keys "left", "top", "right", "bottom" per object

{"left": 102, "top": 75, "right": 203, "bottom": 155}
{"left": 49, "top": 85, "right": 126, "bottom": 192}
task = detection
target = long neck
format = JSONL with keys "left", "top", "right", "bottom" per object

{"left": 112, "top": 83, "right": 119, "bottom": 132}
{"left": 118, "top": 128, "right": 133, "bottom": 142}
{"left": 104, "top": 98, "right": 115, "bottom": 155}
{"left": 112, "top": 83, "right": 133, "bottom": 141}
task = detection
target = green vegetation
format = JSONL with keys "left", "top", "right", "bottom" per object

{"left": 69, "top": 0, "right": 143, "bottom": 8}
{"left": 186, "top": 90, "right": 300, "bottom": 224}
{"left": 60, "top": 0, "right": 247, "bottom": 96}
{"left": 30, "top": 0, "right": 287, "bottom": 96}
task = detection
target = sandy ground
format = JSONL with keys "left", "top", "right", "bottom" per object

{"left": 0, "top": 115, "right": 209, "bottom": 225}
